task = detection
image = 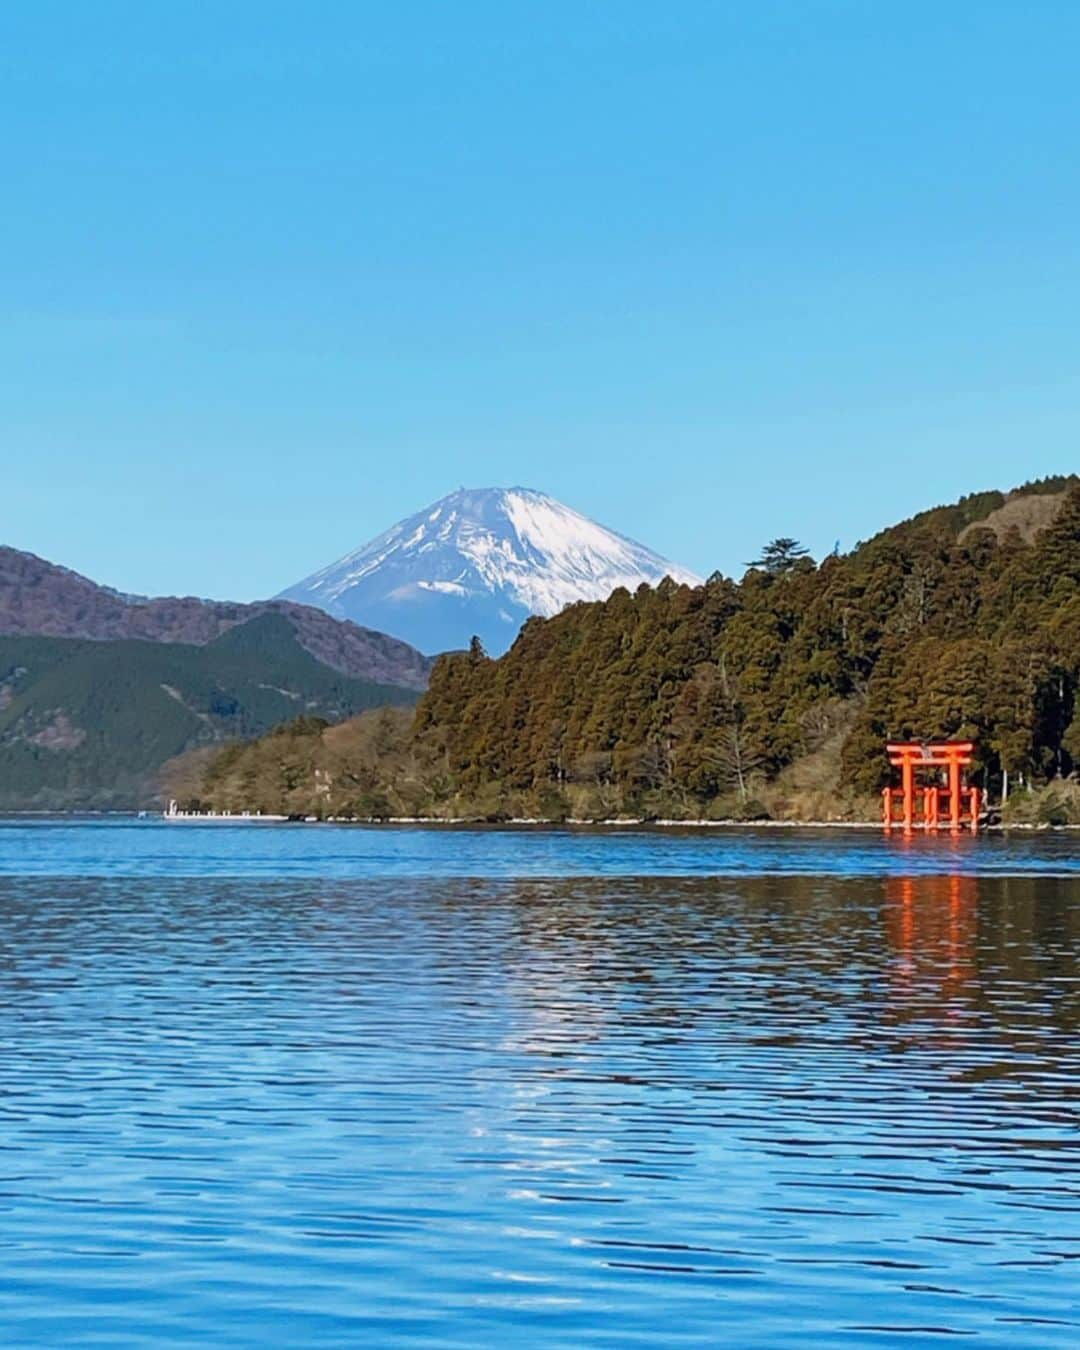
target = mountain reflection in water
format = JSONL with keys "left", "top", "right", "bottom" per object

{"left": 0, "top": 825, "right": 1075, "bottom": 1346}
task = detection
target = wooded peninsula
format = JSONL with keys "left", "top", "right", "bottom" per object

{"left": 176, "top": 477, "right": 1080, "bottom": 826}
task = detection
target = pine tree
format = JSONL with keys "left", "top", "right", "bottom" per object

{"left": 747, "top": 538, "right": 811, "bottom": 574}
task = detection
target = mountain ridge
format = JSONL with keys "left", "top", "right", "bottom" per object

{"left": 0, "top": 545, "right": 432, "bottom": 690}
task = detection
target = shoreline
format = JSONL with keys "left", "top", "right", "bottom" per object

{"left": 2, "top": 812, "right": 1073, "bottom": 832}
{"left": 158, "top": 811, "right": 1078, "bottom": 832}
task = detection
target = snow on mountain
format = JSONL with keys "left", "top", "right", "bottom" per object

{"left": 277, "top": 487, "right": 704, "bottom": 656}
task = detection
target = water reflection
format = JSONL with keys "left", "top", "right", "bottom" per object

{"left": 886, "top": 873, "right": 979, "bottom": 1009}
{"left": 0, "top": 853, "right": 1075, "bottom": 1345}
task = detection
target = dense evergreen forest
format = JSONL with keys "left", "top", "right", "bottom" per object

{"left": 188, "top": 477, "right": 1080, "bottom": 824}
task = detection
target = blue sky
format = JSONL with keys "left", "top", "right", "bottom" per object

{"left": 3, "top": 1, "right": 1078, "bottom": 598}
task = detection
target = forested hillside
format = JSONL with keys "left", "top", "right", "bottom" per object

{"left": 191, "top": 478, "right": 1080, "bottom": 823}
{"left": 0, "top": 614, "right": 416, "bottom": 810}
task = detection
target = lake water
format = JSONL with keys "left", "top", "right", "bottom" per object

{"left": 0, "top": 821, "right": 1076, "bottom": 1346}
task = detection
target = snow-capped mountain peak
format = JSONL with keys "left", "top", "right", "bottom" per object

{"left": 277, "top": 487, "right": 703, "bottom": 655}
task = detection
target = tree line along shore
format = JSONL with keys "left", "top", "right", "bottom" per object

{"left": 170, "top": 477, "right": 1080, "bottom": 829}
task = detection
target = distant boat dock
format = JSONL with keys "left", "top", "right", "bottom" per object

{"left": 164, "top": 801, "right": 289, "bottom": 823}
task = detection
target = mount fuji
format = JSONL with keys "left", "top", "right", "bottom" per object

{"left": 277, "top": 487, "right": 703, "bottom": 656}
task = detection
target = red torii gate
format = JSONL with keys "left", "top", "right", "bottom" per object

{"left": 883, "top": 741, "right": 981, "bottom": 834}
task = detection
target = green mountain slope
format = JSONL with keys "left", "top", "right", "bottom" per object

{"left": 0, "top": 613, "right": 415, "bottom": 809}
{"left": 415, "top": 477, "right": 1079, "bottom": 815}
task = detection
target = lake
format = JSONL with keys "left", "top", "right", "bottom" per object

{"left": 0, "top": 821, "right": 1076, "bottom": 1346}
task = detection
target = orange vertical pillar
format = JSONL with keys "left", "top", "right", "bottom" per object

{"left": 948, "top": 754, "right": 961, "bottom": 833}
{"left": 902, "top": 756, "right": 914, "bottom": 834}
{"left": 883, "top": 787, "right": 892, "bottom": 831}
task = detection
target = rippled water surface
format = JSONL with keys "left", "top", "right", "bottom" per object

{"left": 0, "top": 822, "right": 1076, "bottom": 1346}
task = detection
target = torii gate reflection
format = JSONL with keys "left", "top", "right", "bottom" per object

{"left": 885, "top": 874, "right": 979, "bottom": 1007}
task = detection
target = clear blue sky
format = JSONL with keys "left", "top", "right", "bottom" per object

{"left": 3, "top": 1, "right": 1078, "bottom": 599}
